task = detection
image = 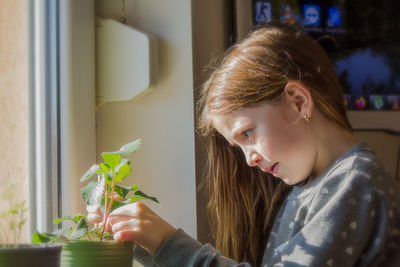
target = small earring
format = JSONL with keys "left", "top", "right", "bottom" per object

{"left": 303, "top": 114, "right": 310, "bottom": 122}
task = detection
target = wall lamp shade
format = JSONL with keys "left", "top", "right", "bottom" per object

{"left": 96, "top": 18, "right": 153, "bottom": 102}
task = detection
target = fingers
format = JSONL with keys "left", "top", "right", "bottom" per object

{"left": 111, "top": 219, "right": 154, "bottom": 251}
{"left": 107, "top": 203, "right": 146, "bottom": 232}
{"left": 87, "top": 213, "right": 103, "bottom": 224}
{"left": 110, "top": 202, "right": 146, "bottom": 217}
{"left": 108, "top": 203, "right": 151, "bottom": 242}
{"left": 111, "top": 219, "right": 141, "bottom": 234}
{"left": 108, "top": 214, "right": 134, "bottom": 225}
{"left": 113, "top": 230, "right": 139, "bottom": 242}
{"left": 86, "top": 204, "right": 102, "bottom": 214}
{"left": 86, "top": 204, "right": 103, "bottom": 225}
{"left": 107, "top": 202, "right": 176, "bottom": 255}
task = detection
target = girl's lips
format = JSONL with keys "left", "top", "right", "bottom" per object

{"left": 271, "top": 163, "right": 279, "bottom": 176}
{"left": 263, "top": 163, "right": 278, "bottom": 174}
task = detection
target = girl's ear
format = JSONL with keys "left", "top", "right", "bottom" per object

{"left": 283, "top": 81, "right": 313, "bottom": 118}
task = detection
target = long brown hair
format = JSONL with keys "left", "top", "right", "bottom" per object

{"left": 197, "top": 23, "right": 352, "bottom": 266}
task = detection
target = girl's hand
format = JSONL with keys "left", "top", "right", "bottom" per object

{"left": 108, "top": 202, "right": 176, "bottom": 256}
{"left": 86, "top": 204, "right": 104, "bottom": 228}
{"left": 86, "top": 194, "right": 125, "bottom": 231}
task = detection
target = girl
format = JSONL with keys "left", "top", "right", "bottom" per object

{"left": 88, "top": 24, "right": 400, "bottom": 266}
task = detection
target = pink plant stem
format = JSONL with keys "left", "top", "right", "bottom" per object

{"left": 100, "top": 171, "right": 116, "bottom": 240}
{"left": 104, "top": 191, "right": 108, "bottom": 222}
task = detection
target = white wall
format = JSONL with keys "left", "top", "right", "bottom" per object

{"left": 0, "top": 0, "right": 28, "bottom": 243}
{"left": 60, "top": 0, "right": 97, "bottom": 221}
{"left": 95, "top": 0, "right": 197, "bottom": 245}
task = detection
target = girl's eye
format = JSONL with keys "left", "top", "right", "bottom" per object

{"left": 242, "top": 130, "right": 252, "bottom": 138}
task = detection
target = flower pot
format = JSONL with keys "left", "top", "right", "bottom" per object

{"left": 60, "top": 240, "right": 134, "bottom": 267}
{"left": 0, "top": 244, "right": 62, "bottom": 267}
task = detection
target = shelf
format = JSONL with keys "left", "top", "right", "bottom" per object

{"left": 347, "top": 111, "right": 400, "bottom": 132}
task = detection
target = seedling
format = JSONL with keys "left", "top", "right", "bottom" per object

{"left": 33, "top": 139, "right": 158, "bottom": 243}
{"left": 0, "top": 186, "right": 27, "bottom": 248}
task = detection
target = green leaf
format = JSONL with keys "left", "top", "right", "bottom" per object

{"left": 129, "top": 191, "right": 159, "bottom": 204}
{"left": 8, "top": 208, "right": 18, "bottom": 214}
{"left": 53, "top": 218, "right": 62, "bottom": 224}
{"left": 18, "top": 218, "right": 27, "bottom": 227}
{"left": 53, "top": 216, "right": 74, "bottom": 224}
{"left": 115, "top": 158, "right": 130, "bottom": 172}
{"left": 114, "top": 184, "right": 133, "bottom": 199}
{"left": 114, "top": 161, "right": 131, "bottom": 182}
{"left": 104, "top": 172, "right": 112, "bottom": 183}
{"left": 131, "top": 184, "right": 139, "bottom": 191}
{"left": 80, "top": 179, "right": 105, "bottom": 205}
{"left": 109, "top": 139, "right": 142, "bottom": 156}
{"left": 52, "top": 227, "right": 71, "bottom": 238}
{"left": 53, "top": 214, "right": 86, "bottom": 225}
{"left": 72, "top": 214, "right": 87, "bottom": 224}
{"left": 100, "top": 197, "right": 126, "bottom": 213}
{"left": 99, "top": 163, "right": 110, "bottom": 172}
{"left": 32, "top": 231, "right": 54, "bottom": 244}
{"left": 51, "top": 227, "right": 72, "bottom": 237}
{"left": 33, "top": 216, "right": 90, "bottom": 243}
{"left": 101, "top": 153, "right": 121, "bottom": 170}
{"left": 68, "top": 217, "right": 88, "bottom": 240}
{"left": 80, "top": 164, "right": 101, "bottom": 182}
{"left": 127, "top": 195, "right": 147, "bottom": 203}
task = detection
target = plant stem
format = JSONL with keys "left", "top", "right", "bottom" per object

{"left": 17, "top": 203, "right": 24, "bottom": 244}
{"left": 0, "top": 222, "right": 7, "bottom": 244}
{"left": 104, "top": 190, "right": 108, "bottom": 222}
{"left": 100, "top": 170, "right": 116, "bottom": 240}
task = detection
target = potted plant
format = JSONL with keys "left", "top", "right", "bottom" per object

{"left": 0, "top": 187, "right": 62, "bottom": 267}
{"left": 33, "top": 139, "right": 159, "bottom": 267}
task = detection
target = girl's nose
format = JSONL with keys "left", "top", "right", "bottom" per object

{"left": 247, "top": 152, "right": 261, "bottom": 167}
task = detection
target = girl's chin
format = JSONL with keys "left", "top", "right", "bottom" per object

{"left": 280, "top": 175, "right": 308, "bottom": 185}
{"left": 280, "top": 177, "right": 292, "bottom": 185}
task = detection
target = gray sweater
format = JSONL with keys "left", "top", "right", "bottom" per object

{"left": 134, "top": 143, "right": 400, "bottom": 266}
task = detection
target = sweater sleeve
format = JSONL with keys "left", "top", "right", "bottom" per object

{"left": 278, "top": 168, "right": 391, "bottom": 266}
{"left": 133, "top": 243, "right": 158, "bottom": 266}
{"left": 150, "top": 228, "right": 252, "bottom": 267}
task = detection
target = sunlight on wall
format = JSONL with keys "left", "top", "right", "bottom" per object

{"left": 95, "top": 0, "right": 196, "bottom": 265}
{"left": 0, "top": 0, "right": 28, "bottom": 244}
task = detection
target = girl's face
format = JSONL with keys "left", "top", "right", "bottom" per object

{"left": 211, "top": 101, "right": 317, "bottom": 185}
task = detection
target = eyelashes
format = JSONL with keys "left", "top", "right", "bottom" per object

{"left": 226, "top": 128, "right": 255, "bottom": 148}
{"left": 241, "top": 130, "right": 252, "bottom": 138}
